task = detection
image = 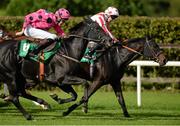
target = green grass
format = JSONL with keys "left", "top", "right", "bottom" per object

{"left": 0, "top": 90, "right": 180, "bottom": 125}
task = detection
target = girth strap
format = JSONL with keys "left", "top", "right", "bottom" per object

{"left": 39, "top": 52, "right": 45, "bottom": 81}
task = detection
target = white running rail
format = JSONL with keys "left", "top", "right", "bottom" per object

{"left": 129, "top": 60, "right": 180, "bottom": 107}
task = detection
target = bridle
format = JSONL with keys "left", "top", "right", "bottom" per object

{"left": 143, "top": 37, "right": 163, "bottom": 62}
{"left": 113, "top": 38, "right": 162, "bottom": 62}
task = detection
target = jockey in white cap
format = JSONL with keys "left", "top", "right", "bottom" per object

{"left": 91, "top": 6, "right": 119, "bottom": 43}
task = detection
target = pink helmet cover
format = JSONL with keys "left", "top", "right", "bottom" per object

{"left": 55, "top": 8, "right": 71, "bottom": 19}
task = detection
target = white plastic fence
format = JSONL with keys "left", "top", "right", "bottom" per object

{"left": 129, "top": 60, "right": 180, "bottom": 107}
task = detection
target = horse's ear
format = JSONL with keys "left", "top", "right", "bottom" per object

{"left": 84, "top": 15, "right": 92, "bottom": 20}
{"left": 0, "top": 24, "right": 5, "bottom": 30}
{"left": 145, "top": 35, "right": 155, "bottom": 41}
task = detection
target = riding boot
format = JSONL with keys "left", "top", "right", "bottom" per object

{"left": 28, "top": 38, "right": 55, "bottom": 56}
{"left": 90, "top": 62, "right": 94, "bottom": 78}
{"left": 84, "top": 44, "right": 102, "bottom": 60}
{"left": 90, "top": 44, "right": 102, "bottom": 55}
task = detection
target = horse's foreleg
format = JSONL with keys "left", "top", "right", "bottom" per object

{"left": 111, "top": 80, "right": 130, "bottom": 117}
{"left": 46, "top": 70, "right": 78, "bottom": 104}
{"left": 63, "top": 80, "right": 102, "bottom": 116}
{"left": 15, "top": 72, "right": 51, "bottom": 110}
{"left": 62, "top": 98, "right": 84, "bottom": 116}
{"left": 82, "top": 82, "right": 89, "bottom": 113}
{"left": 0, "top": 83, "right": 9, "bottom": 99}
{"left": 6, "top": 75, "right": 32, "bottom": 120}
{"left": 21, "top": 91, "right": 51, "bottom": 110}
{"left": 6, "top": 95, "right": 32, "bottom": 120}
{"left": 50, "top": 84, "right": 77, "bottom": 104}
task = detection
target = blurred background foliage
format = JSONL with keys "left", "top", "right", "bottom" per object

{"left": 0, "top": 0, "right": 179, "bottom": 17}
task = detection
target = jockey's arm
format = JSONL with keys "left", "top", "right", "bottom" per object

{"left": 97, "top": 16, "right": 118, "bottom": 43}
{"left": 54, "top": 24, "right": 66, "bottom": 38}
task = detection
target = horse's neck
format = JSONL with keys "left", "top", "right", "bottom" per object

{"left": 59, "top": 34, "right": 88, "bottom": 60}
{"left": 60, "top": 21, "right": 96, "bottom": 59}
{"left": 115, "top": 41, "right": 144, "bottom": 67}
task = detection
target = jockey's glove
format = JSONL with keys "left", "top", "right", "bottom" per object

{"left": 113, "top": 41, "right": 122, "bottom": 47}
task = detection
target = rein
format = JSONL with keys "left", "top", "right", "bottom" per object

{"left": 122, "top": 45, "right": 143, "bottom": 56}
{"left": 68, "top": 34, "right": 101, "bottom": 42}
{"left": 59, "top": 53, "right": 80, "bottom": 63}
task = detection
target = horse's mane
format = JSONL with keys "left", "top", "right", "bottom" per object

{"left": 126, "top": 37, "right": 144, "bottom": 43}
{"left": 125, "top": 36, "right": 154, "bottom": 44}
{"left": 123, "top": 37, "right": 147, "bottom": 47}
{"left": 69, "top": 16, "right": 98, "bottom": 34}
{"left": 69, "top": 21, "right": 84, "bottom": 34}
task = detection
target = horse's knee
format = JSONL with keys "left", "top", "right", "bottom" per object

{"left": 70, "top": 92, "right": 77, "bottom": 101}
{"left": 12, "top": 96, "right": 19, "bottom": 103}
{"left": 82, "top": 96, "right": 88, "bottom": 102}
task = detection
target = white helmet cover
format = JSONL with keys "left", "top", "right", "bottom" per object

{"left": 105, "top": 7, "right": 119, "bottom": 17}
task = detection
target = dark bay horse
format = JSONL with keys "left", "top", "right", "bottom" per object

{"left": 0, "top": 18, "right": 112, "bottom": 120}
{"left": 60, "top": 37, "right": 167, "bottom": 117}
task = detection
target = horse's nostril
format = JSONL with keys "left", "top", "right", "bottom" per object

{"left": 161, "top": 58, "right": 167, "bottom": 66}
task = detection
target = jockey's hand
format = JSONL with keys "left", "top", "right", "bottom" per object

{"left": 62, "top": 34, "right": 69, "bottom": 39}
{"left": 113, "top": 41, "right": 122, "bottom": 47}
{"left": 16, "top": 30, "right": 24, "bottom": 36}
{"left": 60, "top": 34, "right": 69, "bottom": 39}
{"left": 113, "top": 38, "right": 119, "bottom": 43}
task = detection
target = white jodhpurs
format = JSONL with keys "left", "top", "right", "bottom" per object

{"left": 24, "top": 25, "right": 57, "bottom": 39}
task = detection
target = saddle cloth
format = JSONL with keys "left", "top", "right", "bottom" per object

{"left": 18, "top": 39, "right": 61, "bottom": 63}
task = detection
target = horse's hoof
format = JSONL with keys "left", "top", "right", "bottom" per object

{"left": 25, "top": 114, "right": 32, "bottom": 120}
{"left": 58, "top": 99, "right": 64, "bottom": 104}
{"left": 4, "top": 95, "right": 13, "bottom": 102}
{"left": 43, "top": 104, "right": 51, "bottom": 110}
{"left": 50, "top": 94, "right": 64, "bottom": 104}
{"left": 82, "top": 107, "right": 88, "bottom": 113}
{"left": 49, "top": 94, "right": 58, "bottom": 100}
{"left": 124, "top": 113, "right": 130, "bottom": 117}
{"left": 62, "top": 111, "right": 69, "bottom": 116}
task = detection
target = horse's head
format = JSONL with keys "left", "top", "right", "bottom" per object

{"left": 143, "top": 37, "right": 167, "bottom": 66}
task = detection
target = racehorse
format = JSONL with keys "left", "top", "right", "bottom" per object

{"left": 58, "top": 37, "right": 167, "bottom": 117}
{"left": 0, "top": 18, "right": 112, "bottom": 120}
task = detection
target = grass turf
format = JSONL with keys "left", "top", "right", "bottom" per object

{"left": 0, "top": 90, "right": 180, "bottom": 125}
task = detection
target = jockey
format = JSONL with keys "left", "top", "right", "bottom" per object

{"left": 91, "top": 6, "right": 119, "bottom": 43}
{"left": 16, "top": 8, "right": 71, "bottom": 56}
{"left": 84, "top": 7, "right": 119, "bottom": 60}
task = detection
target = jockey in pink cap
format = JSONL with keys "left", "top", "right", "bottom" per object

{"left": 91, "top": 6, "right": 119, "bottom": 43}
{"left": 16, "top": 8, "right": 71, "bottom": 56}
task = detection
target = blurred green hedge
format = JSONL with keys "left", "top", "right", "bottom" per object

{"left": 0, "top": 16, "right": 179, "bottom": 44}
{"left": 0, "top": 16, "right": 179, "bottom": 78}
{"left": 111, "top": 16, "right": 180, "bottom": 44}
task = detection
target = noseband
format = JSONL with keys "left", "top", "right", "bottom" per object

{"left": 144, "top": 38, "right": 163, "bottom": 62}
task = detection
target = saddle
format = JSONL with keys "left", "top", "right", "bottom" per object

{"left": 0, "top": 29, "right": 58, "bottom": 55}
{"left": 18, "top": 38, "right": 61, "bottom": 81}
